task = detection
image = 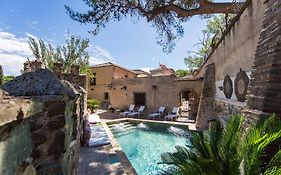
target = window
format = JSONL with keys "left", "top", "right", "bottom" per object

{"left": 90, "top": 73, "right": 96, "bottom": 85}
{"left": 104, "top": 92, "right": 109, "bottom": 100}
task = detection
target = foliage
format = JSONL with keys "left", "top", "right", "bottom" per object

{"left": 184, "top": 14, "right": 236, "bottom": 71}
{"left": 175, "top": 69, "right": 190, "bottom": 77}
{"left": 28, "top": 36, "right": 90, "bottom": 74}
{"left": 87, "top": 99, "right": 100, "bottom": 112}
{"left": 160, "top": 114, "right": 281, "bottom": 175}
{"left": 3, "top": 75, "right": 15, "bottom": 84}
{"left": 28, "top": 37, "right": 55, "bottom": 69}
{"left": 65, "top": 0, "right": 244, "bottom": 53}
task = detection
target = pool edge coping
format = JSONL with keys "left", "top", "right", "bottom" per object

{"left": 103, "top": 120, "right": 138, "bottom": 175}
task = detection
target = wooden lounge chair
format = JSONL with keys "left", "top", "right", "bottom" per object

{"left": 164, "top": 107, "right": 180, "bottom": 121}
{"left": 119, "top": 104, "right": 135, "bottom": 117}
{"left": 128, "top": 106, "right": 145, "bottom": 118}
{"left": 147, "top": 106, "right": 166, "bottom": 120}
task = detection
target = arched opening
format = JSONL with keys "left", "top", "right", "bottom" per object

{"left": 179, "top": 89, "right": 199, "bottom": 120}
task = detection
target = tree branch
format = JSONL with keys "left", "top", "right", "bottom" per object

{"left": 142, "top": 2, "right": 244, "bottom": 21}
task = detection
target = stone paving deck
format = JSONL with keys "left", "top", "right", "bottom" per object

{"left": 78, "top": 145, "right": 126, "bottom": 175}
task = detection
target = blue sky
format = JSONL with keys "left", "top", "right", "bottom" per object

{"left": 0, "top": 0, "right": 211, "bottom": 75}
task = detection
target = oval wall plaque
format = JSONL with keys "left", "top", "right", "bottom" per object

{"left": 223, "top": 74, "right": 233, "bottom": 99}
{"left": 234, "top": 70, "right": 249, "bottom": 102}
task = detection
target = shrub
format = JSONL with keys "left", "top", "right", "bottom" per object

{"left": 160, "top": 114, "right": 281, "bottom": 175}
{"left": 87, "top": 99, "right": 100, "bottom": 112}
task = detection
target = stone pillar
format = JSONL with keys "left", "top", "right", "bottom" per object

{"left": 196, "top": 63, "right": 216, "bottom": 130}
{"left": 71, "top": 65, "right": 80, "bottom": 76}
{"left": 0, "top": 65, "right": 3, "bottom": 85}
{"left": 24, "top": 60, "right": 45, "bottom": 73}
{"left": 246, "top": 0, "right": 281, "bottom": 119}
{"left": 53, "top": 62, "right": 63, "bottom": 79}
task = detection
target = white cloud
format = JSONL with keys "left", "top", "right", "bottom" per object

{"left": 0, "top": 54, "right": 26, "bottom": 75}
{"left": 140, "top": 67, "right": 152, "bottom": 73}
{"left": 25, "top": 32, "right": 37, "bottom": 39}
{"left": 0, "top": 30, "right": 34, "bottom": 75}
{"left": 88, "top": 46, "right": 115, "bottom": 66}
{"left": 26, "top": 20, "right": 39, "bottom": 31}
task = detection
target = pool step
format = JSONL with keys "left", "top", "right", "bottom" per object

{"left": 108, "top": 122, "right": 131, "bottom": 127}
{"left": 111, "top": 126, "right": 136, "bottom": 133}
{"left": 108, "top": 123, "right": 135, "bottom": 130}
{"left": 114, "top": 129, "right": 136, "bottom": 137}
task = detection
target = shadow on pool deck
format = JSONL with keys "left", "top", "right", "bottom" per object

{"left": 78, "top": 145, "right": 126, "bottom": 175}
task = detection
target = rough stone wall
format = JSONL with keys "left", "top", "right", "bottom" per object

{"left": 0, "top": 69, "right": 86, "bottom": 175}
{"left": 110, "top": 76, "right": 202, "bottom": 114}
{"left": 246, "top": 0, "right": 281, "bottom": 118}
{"left": 194, "top": 0, "right": 266, "bottom": 127}
{"left": 196, "top": 64, "right": 216, "bottom": 129}
{"left": 51, "top": 63, "right": 88, "bottom": 91}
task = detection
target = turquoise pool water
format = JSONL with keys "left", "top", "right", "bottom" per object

{"left": 109, "top": 122, "right": 190, "bottom": 175}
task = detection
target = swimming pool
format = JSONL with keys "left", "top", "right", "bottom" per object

{"left": 108, "top": 121, "right": 190, "bottom": 175}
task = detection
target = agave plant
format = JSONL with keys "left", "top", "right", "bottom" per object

{"left": 160, "top": 114, "right": 281, "bottom": 175}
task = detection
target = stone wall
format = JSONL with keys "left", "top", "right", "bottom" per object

{"left": 110, "top": 76, "right": 202, "bottom": 114}
{"left": 52, "top": 63, "right": 88, "bottom": 92}
{"left": 196, "top": 64, "right": 216, "bottom": 129}
{"left": 0, "top": 69, "right": 86, "bottom": 175}
{"left": 195, "top": 0, "right": 267, "bottom": 127}
{"left": 246, "top": 0, "right": 281, "bottom": 119}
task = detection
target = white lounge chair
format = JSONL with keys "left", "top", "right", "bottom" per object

{"left": 165, "top": 107, "right": 180, "bottom": 121}
{"left": 119, "top": 104, "right": 135, "bottom": 117}
{"left": 147, "top": 107, "right": 166, "bottom": 120}
{"left": 128, "top": 106, "right": 145, "bottom": 118}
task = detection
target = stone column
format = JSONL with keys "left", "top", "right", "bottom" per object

{"left": 195, "top": 63, "right": 216, "bottom": 130}
{"left": 53, "top": 62, "right": 63, "bottom": 79}
{"left": 245, "top": 0, "right": 281, "bottom": 119}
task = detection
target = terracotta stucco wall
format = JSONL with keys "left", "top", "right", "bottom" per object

{"left": 110, "top": 76, "right": 202, "bottom": 114}
{"left": 113, "top": 67, "right": 136, "bottom": 79}
{"left": 88, "top": 66, "right": 137, "bottom": 104}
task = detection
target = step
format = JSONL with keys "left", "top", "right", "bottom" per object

{"left": 108, "top": 123, "right": 135, "bottom": 129}
{"left": 111, "top": 126, "right": 137, "bottom": 134}
{"left": 107, "top": 122, "right": 132, "bottom": 128}
{"left": 114, "top": 129, "right": 136, "bottom": 138}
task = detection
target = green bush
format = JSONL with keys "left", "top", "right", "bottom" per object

{"left": 160, "top": 114, "right": 281, "bottom": 175}
{"left": 87, "top": 99, "right": 100, "bottom": 112}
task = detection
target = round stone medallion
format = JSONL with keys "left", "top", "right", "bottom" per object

{"left": 234, "top": 70, "right": 249, "bottom": 102}
{"left": 223, "top": 74, "right": 233, "bottom": 99}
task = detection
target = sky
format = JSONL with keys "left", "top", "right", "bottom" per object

{"left": 0, "top": 0, "right": 211, "bottom": 75}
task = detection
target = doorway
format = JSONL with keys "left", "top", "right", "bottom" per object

{"left": 134, "top": 92, "right": 146, "bottom": 107}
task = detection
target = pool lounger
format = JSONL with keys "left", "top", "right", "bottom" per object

{"left": 88, "top": 124, "right": 110, "bottom": 147}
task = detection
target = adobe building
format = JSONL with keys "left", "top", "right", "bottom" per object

{"left": 88, "top": 62, "right": 203, "bottom": 118}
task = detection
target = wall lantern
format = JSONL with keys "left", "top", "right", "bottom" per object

{"left": 152, "top": 85, "right": 157, "bottom": 90}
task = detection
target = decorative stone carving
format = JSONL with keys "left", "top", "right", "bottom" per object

{"left": 223, "top": 74, "right": 233, "bottom": 99}
{"left": 235, "top": 69, "right": 249, "bottom": 102}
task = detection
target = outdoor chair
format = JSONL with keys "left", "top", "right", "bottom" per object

{"left": 128, "top": 106, "right": 145, "bottom": 118}
{"left": 164, "top": 107, "right": 180, "bottom": 121}
{"left": 119, "top": 104, "right": 135, "bottom": 117}
{"left": 147, "top": 106, "right": 166, "bottom": 120}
